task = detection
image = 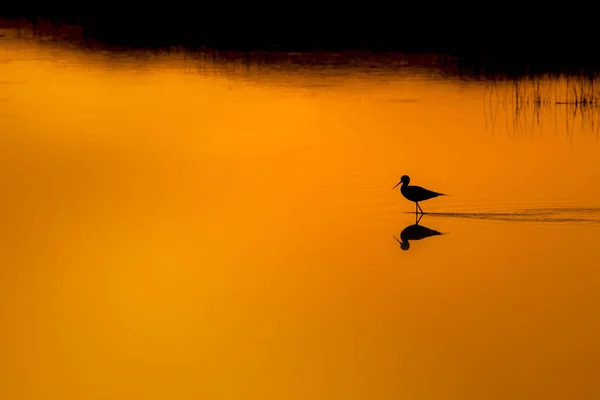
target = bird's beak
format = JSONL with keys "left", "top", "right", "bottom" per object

{"left": 392, "top": 181, "right": 401, "bottom": 189}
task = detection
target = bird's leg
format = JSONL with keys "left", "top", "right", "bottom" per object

{"left": 417, "top": 202, "right": 424, "bottom": 214}
{"left": 416, "top": 213, "right": 423, "bottom": 225}
{"left": 415, "top": 202, "right": 418, "bottom": 214}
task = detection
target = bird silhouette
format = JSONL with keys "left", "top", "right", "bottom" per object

{"left": 393, "top": 215, "right": 443, "bottom": 250}
{"left": 393, "top": 175, "right": 446, "bottom": 214}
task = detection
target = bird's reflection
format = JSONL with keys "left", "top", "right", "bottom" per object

{"left": 393, "top": 214, "right": 443, "bottom": 250}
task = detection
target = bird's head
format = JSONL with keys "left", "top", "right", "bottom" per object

{"left": 393, "top": 175, "right": 410, "bottom": 189}
{"left": 393, "top": 235, "right": 410, "bottom": 250}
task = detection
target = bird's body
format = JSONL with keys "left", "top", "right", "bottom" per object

{"left": 401, "top": 184, "right": 444, "bottom": 203}
{"left": 401, "top": 223, "right": 442, "bottom": 242}
{"left": 393, "top": 175, "right": 446, "bottom": 213}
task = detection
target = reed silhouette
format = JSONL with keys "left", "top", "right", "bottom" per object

{"left": 484, "top": 74, "right": 600, "bottom": 140}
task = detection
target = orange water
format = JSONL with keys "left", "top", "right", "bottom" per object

{"left": 1, "top": 24, "right": 600, "bottom": 399}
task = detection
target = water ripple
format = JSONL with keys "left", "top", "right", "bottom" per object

{"left": 412, "top": 207, "right": 600, "bottom": 223}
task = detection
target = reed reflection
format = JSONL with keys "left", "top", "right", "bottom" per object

{"left": 393, "top": 214, "right": 444, "bottom": 251}
{"left": 484, "top": 75, "right": 600, "bottom": 139}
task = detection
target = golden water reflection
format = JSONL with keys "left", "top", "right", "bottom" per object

{"left": 1, "top": 29, "right": 600, "bottom": 399}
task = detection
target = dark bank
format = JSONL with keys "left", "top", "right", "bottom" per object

{"left": 3, "top": 9, "right": 600, "bottom": 75}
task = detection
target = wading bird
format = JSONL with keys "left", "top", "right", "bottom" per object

{"left": 393, "top": 175, "right": 446, "bottom": 214}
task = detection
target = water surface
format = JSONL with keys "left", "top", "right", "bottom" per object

{"left": 1, "top": 24, "right": 600, "bottom": 400}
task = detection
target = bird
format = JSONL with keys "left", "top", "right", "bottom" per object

{"left": 393, "top": 175, "right": 446, "bottom": 214}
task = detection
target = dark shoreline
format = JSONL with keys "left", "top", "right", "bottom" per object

{"left": 2, "top": 13, "right": 600, "bottom": 76}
